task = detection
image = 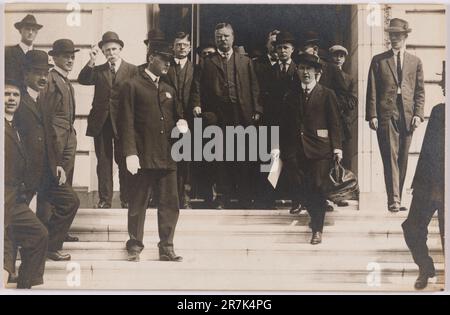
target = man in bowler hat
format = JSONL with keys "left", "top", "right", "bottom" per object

{"left": 366, "top": 18, "right": 425, "bottom": 212}
{"left": 37, "top": 39, "right": 81, "bottom": 260}
{"left": 119, "top": 41, "right": 187, "bottom": 262}
{"left": 5, "top": 14, "right": 43, "bottom": 87}
{"left": 276, "top": 53, "right": 342, "bottom": 245}
{"left": 78, "top": 32, "right": 138, "bottom": 209}
{"left": 4, "top": 79, "right": 48, "bottom": 288}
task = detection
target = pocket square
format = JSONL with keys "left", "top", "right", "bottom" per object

{"left": 165, "top": 92, "right": 172, "bottom": 99}
{"left": 317, "top": 129, "right": 329, "bottom": 138}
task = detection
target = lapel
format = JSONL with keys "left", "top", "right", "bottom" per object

{"left": 210, "top": 53, "right": 226, "bottom": 75}
{"left": 233, "top": 52, "right": 242, "bottom": 85}
{"left": 52, "top": 70, "right": 70, "bottom": 103}
{"left": 386, "top": 50, "right": 399, "bottom": 85}
{"left": 22, "top": 91, "right": 42, "bottom": 122}
{"left": 402, "top": 51, "right": 412, "bottom": 81}
{"left": 167, "top": 60, "right": 178, "bottom": 90}
{"left": 303, "top": 83, "right": 321, "bottom": 113}
{"left": 114, "top": 60, "right": 128, "bottom": 85}
{"left": 5, "top": 120, "right": 26, "bottom": 159}
{"left": 100, "top": 62, "right": 113, "bottom": 88}
{"left": 15, "top": 44, "right": 26, "bottom": 57}
{"left": 185, "top": 60, "right": 194, "bottom": 86}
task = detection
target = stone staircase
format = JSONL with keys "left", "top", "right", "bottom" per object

{"left": 29, "top": 196, "right": 444, "bottom": 292}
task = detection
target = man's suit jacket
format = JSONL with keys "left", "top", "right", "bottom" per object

{"left": 412, "top": 103, "right": 445, "bottom": 201}
{"left": 366, "top": 50, "right": 425, "bottom": 131}
{"left": 118, "top": 69, "right": 183, "bottom": 171}
{"left": 191, "top": 52, "right": 262, "bottom": 126}
{"left": 78, "top": 60, "right": 138, "bottom": 138}
{"left": 14, "top": 91, "right": 46, "bottom": 192}
{"left": 280, "top": 83, "right": 342, "bottom": 161}
{"left": 4, "top": 120, "right": 28, "bottom": 227}
{"left": 264, "top": 61, "right": 298, "bottom": 126}
{"left": 40, "top": 69, "right": 77, "bottom": 179}
{"left": 166, "top": 59, "right": 194, "bottom": 116}
{"left": 5, "top": 45, "right": 27, "bottom": 87}
{"left": 334, "top": 69, "right": 358, "bottom": 141}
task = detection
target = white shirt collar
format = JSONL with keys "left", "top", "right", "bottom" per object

{"left": 279, "top": 58, "right": 292, "bottom": 66}
{"left": 27, "top": 87, "right": 39, "bottom": 102}
{"left": 109, "top": 58, "right": 122, "bottom": 72}
{"left": 301, "top": 80, "right": 317, "bottom": 92}
{"left": 19, "top": 42, "right": 33, "bottom": 54}
{"left": 53, "top": 66, "right": 69, "bottom": 78}
{"left": 174, "top": 57, "right": 188, "bottom": 68}
{"left": 392, "top": 47, "right": 406, "bottom": 57}
{"left": 144, "top": 68, "right": 160, "bottom": 83}
{"left": 218, "top": 49, "right": 233, "bottom": 60}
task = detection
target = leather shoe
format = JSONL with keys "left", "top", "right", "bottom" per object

{"left": 96, "top": 201, "right": 111, "bottom": 209}
{"left": 414, "top": 270, "right": 435, "bottom": 290}
{"left": 47, "top": 251, "right": 71, "bottom": 261}
{"left": 326, "top": 204, "right": 334, "bottom": 212}
{"left": 310, "top": 232, "right": 322, "bottom": 245}
{"left": 290, "top": 201, "right": 302, "bottom": 214}
{"left": 121, "top": 201, "right": 129, "bottom": 209}
{"left": 64, "top": 234, "right": 79, "bottom": 242}
{"left": 336, "top": 200, "right": 349, "bottom": 207}
{"left": 388, "top": 203, "right": 400, "bottom": 212}
{"left": 399, "top": 206, "right": 408, "bottom": 211}
{"left": 159, "top": 247, "right": 183, "bottom": 262}
{"left": 181, "top": 201, "right": 192, "bottom": 209}
{"left": 127, "top": 251, "right": 140, "bottom": 262}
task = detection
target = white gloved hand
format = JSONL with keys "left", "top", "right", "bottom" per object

{"left": 126, "top": 155, "right": 140, "bottom": 175}
{"left": 176, "top": 119, "right": 189, "bottom": 134}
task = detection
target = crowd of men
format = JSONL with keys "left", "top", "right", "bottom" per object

{"left": 3, "top": 14, "right": 444, "bottom": 290}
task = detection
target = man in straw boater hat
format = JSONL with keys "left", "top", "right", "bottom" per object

{"left": 118, "top": 40, "right": 188, "bottom": 262}
{"left": 366, "top": 18, "right": 425, "bottom": 213}
{"left": 275, "top": 53, "right": 342, "bottom": 245}
{"left": 3, "top": 78, "right": 48, "bottom": 289}
{"left": 36, "top": 39, "right": 81, "bottom": 260}
{"left": 78, "top": 31, "right": 138, "bottom": 209}
{"left": 5, "top": 14, "right": 43, "bottom": 87}
{"left": 402, "top": 60, "right": 445, "bottom": 290}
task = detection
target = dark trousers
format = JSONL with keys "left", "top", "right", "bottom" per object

{"left": 402, "top": 193, "right": 445, "bottom": 274}
{"left": 177, "top": 160, "right": 191, "bottom": 206}
{"left": 285, "top": 148, "right": 331, "bottom": 233}
{"left": 4, "top": 203, "right": 48, "bottom": 288}
{"left": 94, "top": 118, "right": 130, "bottom": 204}
{"left": 38, "top": 176, "right": 80, "bottom": 252}
{"left": 126, "top": 169, "right": 179, "bottom": 253}
{"left": 377, "top": 96, "right": 412, "bottom": 205}
{"left": 63, "top": 129, "right": 77, "bottom": 186}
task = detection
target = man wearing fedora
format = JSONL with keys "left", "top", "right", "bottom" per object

{"left": 4, "top": 79, "right": 48, "bottom": 288}
{"left": 165, "top": 32, "right": 195, "bottom": 209}
{"left": 118, "top": 41, "right": 187, "bottom": 262}
{"left": 78, "top": 32, "right": 138, "bottom": 209}
{"left": 276, "top": 53, "right": 342, "bottom": 245}
{"left": 191, "top": 22, "right": 262, "bottom": 209}
{"left": 402, "top": 61, "right": 445, "bottom": 290}
{"left": 366, "top": 18, "right": 425, "bottom": 212}
{"left": 5, "top": 14, "right": 43, "bottom": 88}
{"left": 37, "top": 39, "right": 81, "bottom": 260}
{"left": 137, "top": 28, "right": 167, "bottom": 73}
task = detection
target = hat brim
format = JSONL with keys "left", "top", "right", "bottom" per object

{"left": 154, "top": 51, "right": 173, "bottom": 60}
{"left": 48, "top": 49, "right": 80, "bottom": 56}
{"left": 14, "top": 22, "right": 43, "bottom": 30}
{"left": 273, "top": 40, "right": 296, "bottom": 47}
{"left": 98, "top": 39, "right": 124, "bottom": 49}
{"left": 25, "top": 64, "right": 53, "bottom": 71}
{"left": 297, "top": 59, "right": 322, "bottom": 69}
{"left": 385, "top": 27, "right": 412, "bottom": 33}
{"left": 330, "top": 49, "right": 348, "bottom": 56}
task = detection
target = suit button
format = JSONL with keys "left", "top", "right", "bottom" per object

{"left": 160, "top": 117, "right": 164, "bottom": 121}
{"left": 300, "top": 132, "right": 304, "bottom": 136}
{"left": 160, "top": 130, "right": 164, "bottom": 134}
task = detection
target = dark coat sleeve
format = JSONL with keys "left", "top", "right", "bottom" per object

{"left": 413, "top": 58, "right": 425, "bottom": 120}
{"left": 248, "top": 58, "right": 263, "bottom": 114}
{"left": 77, "top": 63, "right": 97, "bottom": 85}
{"left": 118, "top": 81, "right": 138, "bottom": 157}
{"left": 365, "top": 57, "right": 378, "bottom": 121}
{"left": 327, "top": 89, "right": 343, "bottom": 151}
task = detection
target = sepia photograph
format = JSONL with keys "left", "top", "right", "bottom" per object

{"left": 1, "top": 1, "right": 447, "bottom": 293}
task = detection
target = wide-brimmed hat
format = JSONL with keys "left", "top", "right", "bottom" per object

{"left": 48, "top": 39, "right": 80, "bottom": 56}
{"left": 385, "top": 18, "right": 412, "bottom": 33}
{"left": 329, "top": 45, "right": 348, "bottom": 56}
{"left": 297, "top": 53, "right": 322, "bottom": 69}
{"left": 24, "top": 50, "right": 53, "bottom": 71}
{"left": 149, "top": 41, "right": 173, "bottom": 60}
{"left": 14, "top": 14, "right": 43, "bottom": 30}
{"left": 98, "top": 31, "right": 124, "bottom": 49}
{"left": 273, "top": 31, "right": 296, "bottom": 47}
{"left": 144, "top": 29, "right": 166, "bottom": 45}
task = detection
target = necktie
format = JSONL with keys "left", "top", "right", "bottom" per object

{"left": 281, "top": 62, "right": 288, "bottom": 74}
{"left": 154, "top": 77, "right": 159, "bottom": 89}
{"left": 110, "top": 62, "right": 116, "bottom": 84}
{"left": 397, "top": 51, "right": 402, "bottom": 85}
